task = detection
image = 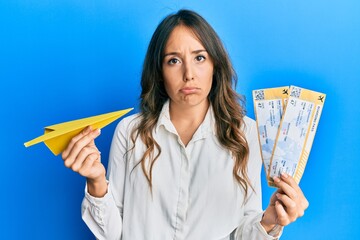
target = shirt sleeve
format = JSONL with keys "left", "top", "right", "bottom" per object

{"left": 234, "top": 118, "right": 283, "bottom": 240}
{"left": 81, "top": 117, "right": 131, "bottom": 240}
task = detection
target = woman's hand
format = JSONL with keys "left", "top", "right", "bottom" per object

{"left": 61, "top": 126, "right": 107, "bottom": 197}
{"left": 260, "top": 173, "right": 309, "bottom": 233}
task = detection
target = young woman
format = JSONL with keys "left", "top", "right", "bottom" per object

{"left": 62, "top": 9, "right": 308, "bottom": 240}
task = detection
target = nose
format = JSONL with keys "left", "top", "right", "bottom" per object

{"left": 183, "top": 59, "right": 194, "bottom": 82}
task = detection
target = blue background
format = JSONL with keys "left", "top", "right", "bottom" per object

{"left": 1, "top": 0, "right": 359, "bottom": 239}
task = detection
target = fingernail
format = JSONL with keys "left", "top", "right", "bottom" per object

{"left": 276, "top": 193, "right": 281, "bottom": 198}
{"left": 281, "top": 172, "right": 289, "bottom": 178}
{"left": 273, "top": 176, "right": 281, "bottom": 183}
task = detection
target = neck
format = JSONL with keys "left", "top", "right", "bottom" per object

{"left": 168, "top": 99, "right": 210, "bottom": 146}
{"left": 169, "top": 99, "right": 210, "bottom": 123}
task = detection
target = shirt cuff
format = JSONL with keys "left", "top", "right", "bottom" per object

{"left": 256, "top": 212, "right": 284, "bottom": 239}
{"left": 84, "top": 180, "right": 111, "bottom": 206}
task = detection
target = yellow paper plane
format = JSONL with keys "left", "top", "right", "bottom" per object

{"left": 24, "top": 108, "right": 133, "bottom": 155}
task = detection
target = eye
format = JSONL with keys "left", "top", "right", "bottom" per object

{"left": 167, "top": 58, "right": 180, "bottom": 65}
{"left": 195, "top": 55, "right": 206, "bottom": 62}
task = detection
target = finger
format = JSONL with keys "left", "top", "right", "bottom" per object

{"left": 278, "top": 173, "right": 309, "bottom": 210}
{"left": 269, "top": 186, "right": 285, "bottom": 205}
{"left": 275, "top": 201, "right": 291, "bottom": 226}
{"left": 71, "top": 146, "right": 99, "bottom": 172}
{"left": 276, "top": 193, "right": 298, "bottom": 221}
{"left": 279, "top": 173, "right": 302, "bottom": 192}
{"left": 273, "top": 176, "right": 299, "bottom": 201}
{"left": 78, "top": 152, "right": 100, "bottom": 177}
{"left": 276, "top": 188, "right": 285, "bottom": 194}
{"left": 281, "top": 175, "right": 309, "bottom": 211}
{"left": 62, "top": 126, "right": 92, "bottom": 159}
{"left": 302, "top": 198, "right": 310, "bottom": 211}
{"left": 269, "top": 192, "right": 277, "bottom": 205}
{"left": 63, "top": 129, "right": 101, "bottom": 168}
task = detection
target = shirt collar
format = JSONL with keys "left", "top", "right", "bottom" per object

{"left": 155, "top": 100, "right": 215, "bottom": 140}
{"left": 155, "top": 100, "right": 177, "bottom": 135}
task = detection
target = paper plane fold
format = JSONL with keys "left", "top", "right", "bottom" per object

{"left": 24, "top": 108, "right": 133, "bottom": 155}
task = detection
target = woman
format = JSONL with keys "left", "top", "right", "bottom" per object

{"left": 62, "top": 9, "right": 308, "bottom": 240}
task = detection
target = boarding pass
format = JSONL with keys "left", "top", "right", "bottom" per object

{"left": 253, "top": 86, "right": 289, "bottom": 180}
{"left": 253, "top": 86, "right": 326, "bottom": 186}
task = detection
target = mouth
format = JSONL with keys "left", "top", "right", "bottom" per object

{"left": 179, "top": 87, "right": 200, "bottom": 95}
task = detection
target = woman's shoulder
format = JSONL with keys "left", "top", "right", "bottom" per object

{"left": 115, "top": 112, "right": 141, "bottom": 135}
{"left": 120, "top": 112, "right": 141, "bottom": 125}
{"left": 242, "top": 116, "right": 257, "bottom": 141}
{"left": 242, "top": 115, "right": 256, "bottom": 131}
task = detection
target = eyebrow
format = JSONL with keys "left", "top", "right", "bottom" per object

{"left": 163, "top": 49, "right": 207, "bottom": 58}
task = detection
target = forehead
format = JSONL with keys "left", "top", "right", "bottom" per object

{"left": 165, "top": 25, "right": 205, "bottom": 51}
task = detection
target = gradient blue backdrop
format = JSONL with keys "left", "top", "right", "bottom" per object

{"left": 1, "top": 0, "right": 359, "bottom": 239}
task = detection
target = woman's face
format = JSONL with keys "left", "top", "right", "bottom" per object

{"left": 162, "top": 25, "right": 214, "bottom": 109}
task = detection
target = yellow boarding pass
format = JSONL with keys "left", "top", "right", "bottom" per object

{"left": 252, "top": 86, "right": 289, "bottom": 180}
{"left": 268, "top": 86, "right": 326, "bottom": 186}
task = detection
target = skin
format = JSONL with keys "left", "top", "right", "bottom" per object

{"left": 162, "top": 25, "right": 214, "bottom": 146}
{"left": 261, "top": 173, "right": 309, "bottom": 233}
{"left": 62, "top": 127, "right": 107, "bottom": 197}
{"left": 61, "top": 25, "right": 309, "bottom": 234}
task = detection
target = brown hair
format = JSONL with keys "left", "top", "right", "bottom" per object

{"left": 132, "top": 9, "right": 251, "bottom": 198}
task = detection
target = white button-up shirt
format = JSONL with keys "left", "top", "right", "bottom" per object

{"left": 81, "top": 101, "right": 281, "bottom": 240}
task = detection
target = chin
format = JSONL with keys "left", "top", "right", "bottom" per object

{"left": 181, "top": 96, "right": 208, "bottom": 107}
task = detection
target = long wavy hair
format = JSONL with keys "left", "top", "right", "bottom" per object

{"left": 131, "top": 9, "right": 251, "bottom": 198}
